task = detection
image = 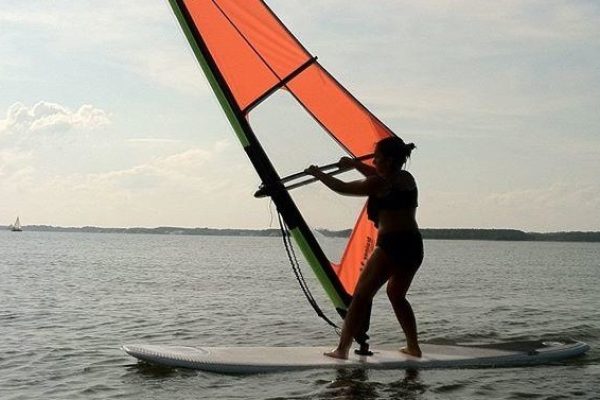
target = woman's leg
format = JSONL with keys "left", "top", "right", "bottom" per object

{"left": 325, "top": 248, "right": 393, "bottom": 359}
{"left": 386, "top": 266, "right": 421, "bottom": 357}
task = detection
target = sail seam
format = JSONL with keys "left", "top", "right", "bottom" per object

{"left": 210, "top": 0, "right": 321, "bottom": 117}
{"left": 210, "top": 0, "right": 284, "bottom": 84}
{"left": 242, "top": 56, "right": 317, "bottom": 115}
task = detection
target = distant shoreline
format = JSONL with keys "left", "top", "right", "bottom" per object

{"left": 3, "top": 225, "right": 600, "bottom": 242}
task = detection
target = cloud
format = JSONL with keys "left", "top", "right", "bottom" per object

{"left": 95, "top": 140, "right": 238, "bottom": 195}
{"left": 0, "top": 148, "right": 35, "bottom": 180}
{"left": 0, "top": 138, "right": 264, "bottom": 228}
{"left": 95, "top": 147, "right": 216, "bottom": 191}
{"left": 112, "top": 46, "right": 208, "bottom": 95}
{"left": 0, "top": 1, "right": 208, "bottom": 94}
{"left": 127, "top": 138, "right": 181, "bottom": 144}
{"left": 0, "top": 102, "right": 110, "bottom": 136}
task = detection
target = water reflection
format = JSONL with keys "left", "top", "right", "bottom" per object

{"left": 320, "top": 368, "right": 426, "bottom": 400}
{"left": 125, "top": 360, "right": 189, "bottom": 379}
{"left": 384, "top": 369, "right": 427, "bottom": 399}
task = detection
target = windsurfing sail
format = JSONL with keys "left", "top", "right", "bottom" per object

{"left": 168, "top": 0, "right": 396, "bottom": 348}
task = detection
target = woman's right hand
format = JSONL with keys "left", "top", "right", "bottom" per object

{"left": 338, "top": 156, "right": 355, "bottom": 170}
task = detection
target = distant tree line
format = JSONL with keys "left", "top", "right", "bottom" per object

{"left": 4, "top": 225, "right": 600, "bottom": 242}
{"left": 13, "top": 225, "right": 282, "bottom": 237}
{"left": 421, "top": 229, "right": 529, "bottom": 241}
{"left": 317, "top": 228, "right": 600, "bottom": 242}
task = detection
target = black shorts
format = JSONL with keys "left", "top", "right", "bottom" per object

{"left": 376, "top": 230, "right": 424, "bottom": 273}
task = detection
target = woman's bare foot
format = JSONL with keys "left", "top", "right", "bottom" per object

{"left": 400, "top": 346, "right": 422, "bottom": 358}
{"left": 324, "top": 348, "right": 349, "bottom": 360}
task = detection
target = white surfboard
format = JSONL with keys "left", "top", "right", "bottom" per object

{"left": 122, "top": 340, "right": 589, "bottom": 374}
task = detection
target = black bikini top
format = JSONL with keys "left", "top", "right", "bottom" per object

{"left": 367, "top": 180, "right": 418, "bottom": 227}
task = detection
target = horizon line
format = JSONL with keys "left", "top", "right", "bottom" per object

{"left": 2, "top": 224, "right": 599, "bottom": 235}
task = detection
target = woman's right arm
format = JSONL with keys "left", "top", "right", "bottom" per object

{"left": 305, "top": 165, "right": 383, "bottom": 196}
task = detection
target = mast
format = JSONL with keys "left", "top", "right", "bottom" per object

{"left": 168, "top": 0, "right": 351, "bottom": 314}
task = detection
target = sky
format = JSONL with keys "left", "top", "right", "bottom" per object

{"left": 1, "top": 1, "right": 599, "bottom": 232}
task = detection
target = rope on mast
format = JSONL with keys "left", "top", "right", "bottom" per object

{"left": 276, "top": 211, "right": 341, "bottom": 334}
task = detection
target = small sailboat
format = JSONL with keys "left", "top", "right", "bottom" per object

{"left": 10, "top": 217, "right": 22, "bottom": 232}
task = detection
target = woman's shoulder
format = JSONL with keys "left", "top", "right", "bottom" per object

{"left": 393, "top": 170, "right": 417, "bottom": 190}
{"left": 365, "top": 174, "right": 387, "bottom": 188}
{"left": 363, "top": 175, "right": 388, "bottom": 196}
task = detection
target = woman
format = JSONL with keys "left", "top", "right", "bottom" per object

{"left": 304, "top": 136, "right": 423, "bottom": 359}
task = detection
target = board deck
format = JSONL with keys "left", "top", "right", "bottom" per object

{"left": 122, "top": 340, "right": 589, "bottom": 373}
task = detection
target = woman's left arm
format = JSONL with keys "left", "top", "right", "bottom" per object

{"left": 305, "top": 165, "right": 381, "bottom": 196}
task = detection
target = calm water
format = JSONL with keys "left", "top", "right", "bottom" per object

{"left": 1, "top": 231, "right": 598, "bottom": 399}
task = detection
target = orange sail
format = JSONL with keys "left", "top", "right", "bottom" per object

{"left": 173, "top": 0, "right": 394, "bottom": 298}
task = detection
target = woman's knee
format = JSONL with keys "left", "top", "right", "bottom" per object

{"left": 352, "top": 286, "right": 376, "bottom": 304}
{"left": 386, "top": 283, "right": 405, "bottom": 303}
{"left": 387, "top": 277, "right": 411, "bottom": 302}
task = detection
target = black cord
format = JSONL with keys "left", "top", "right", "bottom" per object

{"left": 277, "top": 212, "right": 341, "bottom": 334}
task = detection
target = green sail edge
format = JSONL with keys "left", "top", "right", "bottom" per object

{"left": 168, "top": 0, "right": 250, "bottom": 148}
{"left": 289, "top": 228, "right": 346, "bottom": 311}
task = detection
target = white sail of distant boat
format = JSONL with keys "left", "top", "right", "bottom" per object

{"left": 10, "top": 217, "right": 22, "bottom": 232}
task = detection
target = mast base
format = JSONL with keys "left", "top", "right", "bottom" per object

{"left": 354, "top": 343, "right": 374, "bottom": 356}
